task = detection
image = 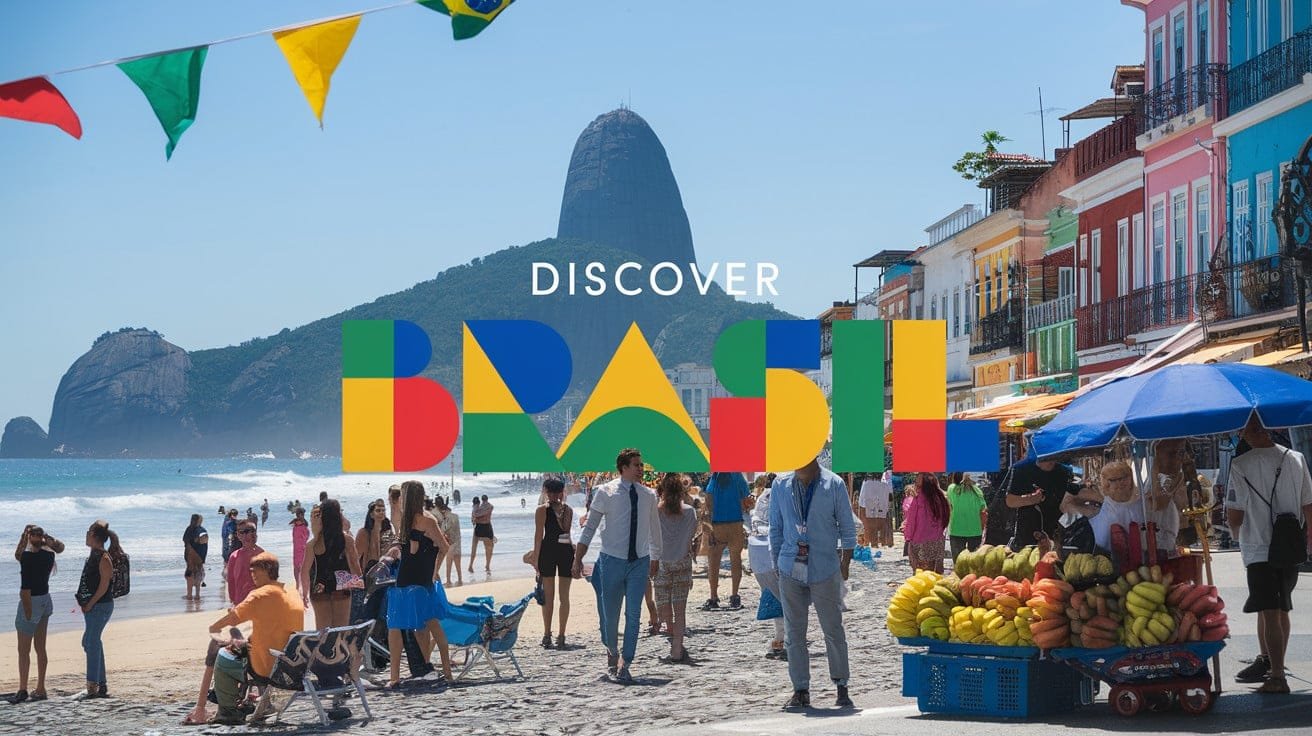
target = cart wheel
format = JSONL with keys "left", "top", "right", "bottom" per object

{"left": 1178, "top": 686, "right": 1214, "bottom": 715}
{"left": 1146, "top": 690, "right": 1175, "bottom": 712}
{"left": 1110, "top": 686, "right": 1143, "bottom": 717}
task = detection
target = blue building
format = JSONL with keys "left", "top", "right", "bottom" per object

{"left": 1219, "top": 2, "right": 1312, "bottom": 265}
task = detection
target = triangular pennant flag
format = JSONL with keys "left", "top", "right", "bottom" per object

{"left": 273, "top": 15, "right": 362, "bottom": 128}
{"left": 419, "top": 0, "right": 516, "bottom": 40}
{"left": 118, "top": 46, "right": 207, "bottom": 160}
{"left": 0, "top": 77, "right": 82, "bottom": 139}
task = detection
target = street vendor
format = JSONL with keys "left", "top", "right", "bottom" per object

{"left": 1143, "top": 439, "right": 1193, "bottom": 556}
{"left": 1005, "top": 458, "right": 1080, "bottom": 549}
{"left": 1082, "top": 460, "right": 1146, "bottom": 553}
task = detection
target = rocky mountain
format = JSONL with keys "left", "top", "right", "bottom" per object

{"left": 558, "top": 108, "right": 697, "bottom": 267}
{"left": 1, "top": 108, "right": 796, "bottom": 458}
{"left": 0, "top": 417, "right": 54, "bottom": 458}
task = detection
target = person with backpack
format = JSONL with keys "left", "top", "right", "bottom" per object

{"left": 1227, "top": 415, "right": 1312, "bottom": 694}
{"left": 75, "top": 520, "right": 127, "bottom": 701}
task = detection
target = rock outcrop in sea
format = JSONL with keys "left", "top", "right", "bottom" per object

{"left": 0, "top": 416, "right": 54, "bottom": 458}
{"left": 558, "top": 108, "right": 698, "bottom": 267}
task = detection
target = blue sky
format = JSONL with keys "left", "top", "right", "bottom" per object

{"left": 0, "top": 1, "right": 1144, "bottom": 427}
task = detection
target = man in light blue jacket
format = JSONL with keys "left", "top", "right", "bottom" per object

{"left": 769, "top": 458, "right": 857, "bottom": 710}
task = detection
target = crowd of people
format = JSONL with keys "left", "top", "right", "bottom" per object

{"left": 10, "top": 428, "right": 1309, "bottom": 718}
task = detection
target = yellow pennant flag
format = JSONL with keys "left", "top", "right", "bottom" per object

{"left": 273, "top": 15, "right": 362, "bottom": 127}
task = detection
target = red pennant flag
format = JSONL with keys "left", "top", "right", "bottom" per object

{"left": 0, "top": 77, "right": 83, "bottom": 139}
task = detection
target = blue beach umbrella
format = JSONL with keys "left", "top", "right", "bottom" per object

{"left": 1029, "top": 363, "right": 1312, "bottom": 459}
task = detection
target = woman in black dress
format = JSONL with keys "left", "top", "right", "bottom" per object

{"left": 385, "top": 481, "right": 454, "bottom": 687}
{"left": 530, "top": 478, "right": 574, "bottom": 649}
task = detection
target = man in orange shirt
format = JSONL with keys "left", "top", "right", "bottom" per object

{"left": 205, "top": 552, "right": 305, "bottom": 725}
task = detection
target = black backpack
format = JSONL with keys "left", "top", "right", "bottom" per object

{"left": 109, "top": 553, "right": 131, "bottom": 598}
{"left": 1245, "top": 449, "right": 1309, "bottom": 568}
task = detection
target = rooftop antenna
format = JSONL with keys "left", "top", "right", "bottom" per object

{"left": 1027, "top": 86, "right": 1063, "bottom": 160}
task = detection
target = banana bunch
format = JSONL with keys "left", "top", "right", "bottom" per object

{"left": 1013, "top": 606, "right": 1034, "bottom": 646}
{"left": 949, "top": 606, "right": 991, "bottom": 644}
{"left": 915, "top": 584, "right": 959, "bottom": 641}
{"left": 1122, "top": 577, "right": 1174, "bottom": 647}
{"left": 1060, "top": 552, "right": 1113, "bottom": 584}
{"left": 886, "top": 570, "right": 944, "bottom": 638}
{"left": 955, "top": 544, "right": 1013, "bottom": 577}
{"left": 1001, "top": 545, "right": 1039, "bottom": 580}
{"left": 984, "top": 610, "right": 1021, "bottom": 646}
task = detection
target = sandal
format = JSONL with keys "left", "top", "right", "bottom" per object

{"left": 1256, "top": 677, "right": 1291, "bottom": 694}
{"left": 30, "top": 691, "right": 47, "bottom": 701}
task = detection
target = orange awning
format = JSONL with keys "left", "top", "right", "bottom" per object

{"left": 953, "top": 392, "right": 1075, "bottom": 421}
{"left": 1244, "top": 348, "right": 1312, "bottom": 367}
{"left": 1171, "top": 337, "right": 1264, "bottom": 365}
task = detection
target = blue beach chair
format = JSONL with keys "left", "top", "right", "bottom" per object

{"left": 439, "top": 593, "right": 534, "bottom": 682}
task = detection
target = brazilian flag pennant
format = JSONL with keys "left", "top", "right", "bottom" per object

{"left": 118, "top": 46, "right": 207, "bottom": 160}
{"left": 419, "top": 0, "right": 515, "bottom": 40}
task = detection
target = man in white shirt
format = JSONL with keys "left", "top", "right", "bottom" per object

{"left": 573, "top": 448, "right": 662, "bottom": 682}
{"left": 857, "top": 472, "right": 894, "bottom": 548}
{"left": 1227, "top": 416, "right": 1312, "bottom": 694}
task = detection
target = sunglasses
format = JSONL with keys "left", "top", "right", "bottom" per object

{"left": 237, "top": 529, "right": 257, "bottom": 535}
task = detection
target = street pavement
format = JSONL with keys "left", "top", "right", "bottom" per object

{"left": 658, "top": 548, "right": 1312, "bottom": 736}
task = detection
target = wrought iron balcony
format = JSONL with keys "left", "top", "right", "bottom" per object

{"left": 1074, "top": 113, "right": 1140, "bottom": 179}
{"left": 1139, "top": 63, "right": 1227, "bottom": 132}
{"left": 1075, "top": 254, "right": 1297, "bottom": 350}
{"left": 1228, "top": 29, "right": 1312, "bottom": 114}
{"left": 970, "top": 299, "right": 1024, "bottom": 355}
{"left": 1026, "top": 293, "right": 1076, "bottom": 331}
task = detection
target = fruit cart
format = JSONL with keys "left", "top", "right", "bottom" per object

{"left": 1049, "top": 640, "right": 1224, "bottom": 716}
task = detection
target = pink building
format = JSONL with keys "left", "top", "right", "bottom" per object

{"left": 1122, "top": 0, "right": 1227, "bottom": 338}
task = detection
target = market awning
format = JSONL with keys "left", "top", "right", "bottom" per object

{"left": 952, "top": 392, "right": 1077, "bottom": 431}
{"left": 1171, "top": 337, "right": 1264, "bottom": 365}
{"left": 1244, "top": 348, "right": 1312, "bottom": 367}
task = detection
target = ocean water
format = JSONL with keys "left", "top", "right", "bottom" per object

{"left": 0, "top": 458, "right": 579, "bottom": 633}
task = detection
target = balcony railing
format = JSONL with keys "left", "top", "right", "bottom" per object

{"left": 970, "top": 299, "right": 1024, "bottom": 355}
{"left": 1228, "top": 29, "right": 1312, "bottom": 114}
{"left": 1075, "top": 254, "right": 1297, "bottom": 350}
{"left": 1074, "top": 113, "right": 1141, "bottom": 179}
{"left": 1139, "top": 63, "right": 1227, "bottom": 132}
{"left": 1026, "top": 293, "right": 1076, "bottom": 331}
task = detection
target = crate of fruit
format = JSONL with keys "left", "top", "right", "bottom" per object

{"left": 901, "top": 650, "right": 1094, "bottom": 717}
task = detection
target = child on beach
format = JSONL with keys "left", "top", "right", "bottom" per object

{"left": 11, "top": 524, "right": 64, "bottom": 704}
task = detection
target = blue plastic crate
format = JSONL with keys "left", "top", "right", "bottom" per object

{"left": 902, "top": 651, "right": 1090, "bottom": 717}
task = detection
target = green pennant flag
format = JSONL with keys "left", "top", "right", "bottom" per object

{"left": 419, "top": 0, "right": 516, "bottom": 40}
{"left": 118, "top": 46, "right": 208, "bottom": 160}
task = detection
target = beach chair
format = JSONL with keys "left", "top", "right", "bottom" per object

{"left": 257, "top": 621, "right": 375, "bottom": 726}
{"left": 440, "top": 593, "right": 534, "bottom": 682}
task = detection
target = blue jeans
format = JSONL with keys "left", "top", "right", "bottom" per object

{"left": 82, "top": 599, "right": 114, "bottom": 685}
{"left": 597, "top": 553, "right": 649, "bottom": 664}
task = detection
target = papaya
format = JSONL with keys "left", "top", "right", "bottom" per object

{"left": 1201, "top": 624, "right": 1229, "bottom": 641}
{"left": 1188, "top": 595, "right": 1221, "bottom": 616}
{"left": 1178, "top": 584, "right": 1208, "bottom": 611}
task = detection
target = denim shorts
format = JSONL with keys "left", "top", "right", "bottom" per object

{"left": 15, "top": 594, "right": 53, "bottom": 635}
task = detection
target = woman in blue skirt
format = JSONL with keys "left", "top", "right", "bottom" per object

{"left": 386, "top": 480, "right": 454, "bottom": 687}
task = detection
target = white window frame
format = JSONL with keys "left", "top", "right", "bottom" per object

{"left": 1170, "top": 9, "right": 1188, "bottom": 78}
{"left": 1257, "top": 0, "right": 1269, "bottom": 53}
{"left": 1117, "top": 217, "right": 1130, "bottom": 296}
{"left": 1193, "top": 180, "right": 1210, "bottom": 274}
{"left": 1233, "top": 179, "right": 1251, "bottom": 262}
{"left": 1151, "top": 197, "right": 1167, "bottom": 285}
{"left": 1256, "top": 171, "right": 1273, "bottom": 256}
{"left": 1171, "top": 188, "right": 1188, "bottom": 280}
{"left": 1059, "top": 267, "right": 1075, "bottom": 299}
{"left": 1092, "top": 228, "right": 1103, "bottom": 304}
{"left": 1150, "top": 21, "right": 1166, "bottom": 87}
{"left": 1282, "top": 0, "right": 1294, "bottom": 41}
{"left": 1133, "top": 213, "right": 1145, "bottom": 289}
{"left": 1195, "top": 0, "right": 1210, "bottom": 65}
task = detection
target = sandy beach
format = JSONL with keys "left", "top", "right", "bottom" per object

{"left": 0, "top": 551, "right": 904, "bottom": 735}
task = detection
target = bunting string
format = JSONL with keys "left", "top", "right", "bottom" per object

{"left": 0, "top": 0, "right": 516, "bottom": 152}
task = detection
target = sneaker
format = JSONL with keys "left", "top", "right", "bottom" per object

{"left": 728, "top": 594, "right": 742, "bottom": 610}
{"left": 699, "top": 598, "right": 720, "bottom": 611}
{"left": 1235, "top": 655, "right": 1270, "bottom": 683}
{"left": 783, "top": 690, "right": 810, "bottom": 710}
{"left": 836, "top": 685, "right": 854, "bottom": 708}
{"left": 542, "top": 634, "right": 554, "bottom": 649}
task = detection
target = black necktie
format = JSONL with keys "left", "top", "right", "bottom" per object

{"left": 628, "top": 483, "right": 639, "bottom": 561}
